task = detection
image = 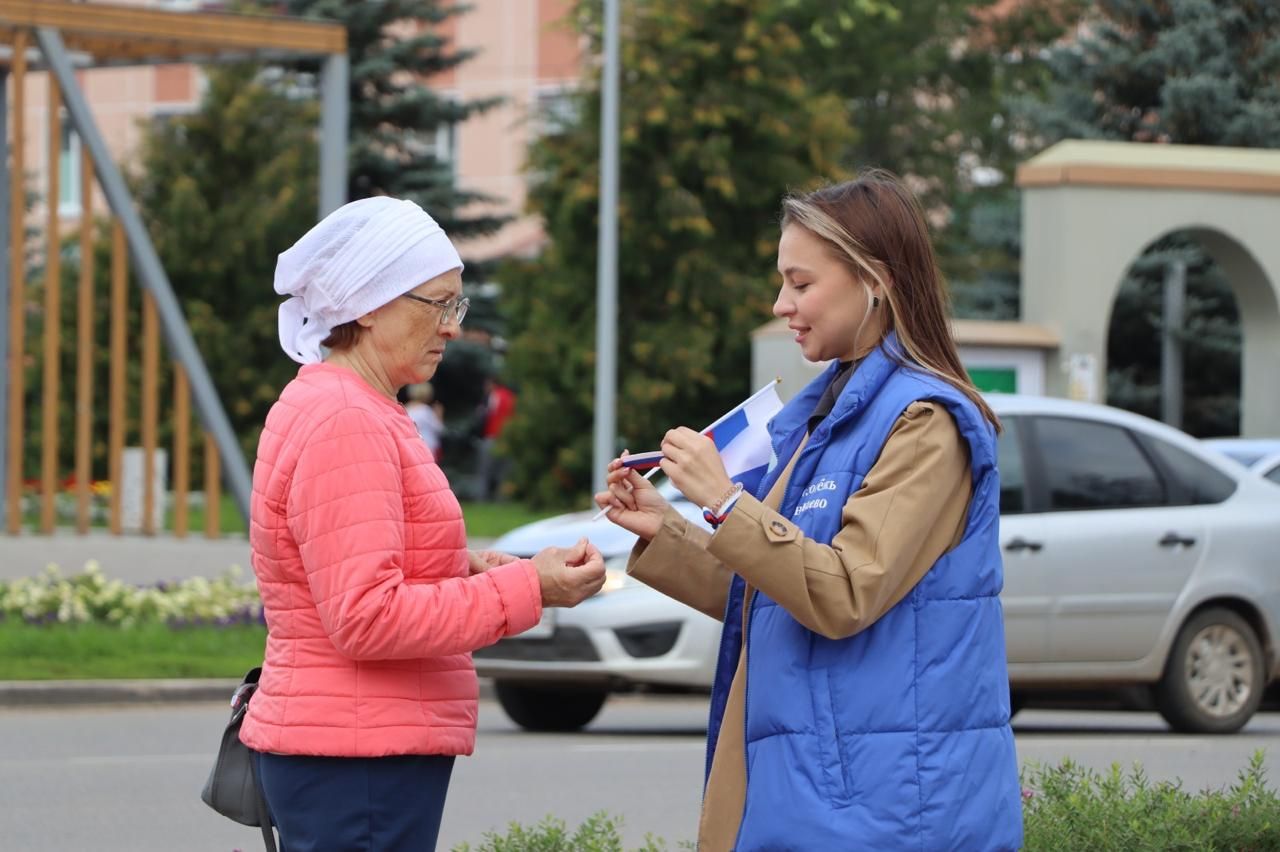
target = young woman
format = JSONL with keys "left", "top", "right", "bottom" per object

{"left": 596, "top": 171, "right": 1022, "bottom": 851}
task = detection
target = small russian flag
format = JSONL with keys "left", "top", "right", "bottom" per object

{"left": 620, "top": 381, "right": 783, "bottom": 494}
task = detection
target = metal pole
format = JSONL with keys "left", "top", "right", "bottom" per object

{"left": 36, "top": 27, "right": 252, "bottom": 522}
{"left": 0, "top": 70, "right": 9, "bottom": 525}
{"left": 318, "top": 52, "right": 349, "bottom": 218}
{"left": 1161, "top": 259, "right": 1186, "bottom": 429}
{"left": 592, "top": 0, "right": 620, "bottom": 495}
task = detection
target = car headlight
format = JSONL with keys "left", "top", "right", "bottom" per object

{"left": 597, "top": 558, "right": 638, "bottom": 595}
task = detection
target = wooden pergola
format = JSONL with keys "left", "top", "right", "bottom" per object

{"left": 0, "top": 0, "right": 348, "bottom": 536}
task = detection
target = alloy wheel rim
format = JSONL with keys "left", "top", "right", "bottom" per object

{"left": 1185, "top": 624, "right": 1254, "bottom": 718}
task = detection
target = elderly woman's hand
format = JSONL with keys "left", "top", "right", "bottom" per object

{"left": 532, "top": 538, "right": 606, "bottom": 607}
{"left": 467, "top": 549, "right": 520, "bottom": 575}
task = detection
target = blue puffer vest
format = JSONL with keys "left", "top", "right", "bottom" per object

{"left": 708, "top": 337, "right": 1022, "bottom": 850}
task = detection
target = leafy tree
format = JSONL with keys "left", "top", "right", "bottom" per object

{"left": 774, "top": 0, "right": 1084, "bottom": 319}
{"left": 1013, "top": 0, "right": 1280, "bottom": 435}
{"left": 498, "top": 0, "right": 854, "bottom": 507}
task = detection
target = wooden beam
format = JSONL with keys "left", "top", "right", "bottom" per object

{"left": 141, "top": 291, "right": 158, "bottom": 536}
{"left": 108, "top": 218, "right": 125, "bottom": 535}
{"left": 39, "top": 79, "right": 60, "bottom": 533}
{"left": 204, "top": 432, "right": 220, "bottom": 540}
{"left": 172, "top": 365, "right": 189, "bottom": 539}
{"left": 5, "top": 28, "right": 26, "bottom": 535}
{"left": 74, "top": 137, "right": 92, "bottom": 534}
{"left": 0, "top": 1, "right": 346, "bottom": 56}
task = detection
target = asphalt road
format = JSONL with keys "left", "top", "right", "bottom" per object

{"left": 2, "top": 696, "right": 1279, "bottom": 851}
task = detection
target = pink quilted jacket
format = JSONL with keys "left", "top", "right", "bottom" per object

{"left": 239, "top": 363, "right": 542, "bottom": 758}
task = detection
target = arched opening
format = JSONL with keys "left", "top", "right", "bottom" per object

{"left": 1105, "top": 229, "right": 1244, "bottom": 437}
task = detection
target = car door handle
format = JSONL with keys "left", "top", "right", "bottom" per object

{"left": 1159, "top": 532, "right": 1197, "bottom": 548}
{"left": 1004, "top": 537, "right": 1043, "bottom": 553}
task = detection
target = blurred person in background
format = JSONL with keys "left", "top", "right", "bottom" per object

{"left": 474, "top": 376, "right": 516, "bottom": 501}
{"left": 242, "top": 196, "right": 606, "bottom": 851}
{"left": 406, "top": 381, "right": 445, "bottom": 459}
{"left": 597, "top": 171, "right": 1021, "bottom": 851}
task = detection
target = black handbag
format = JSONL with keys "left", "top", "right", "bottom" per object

{"left": 200, "top": 667, "right": 278, "bottom": 852}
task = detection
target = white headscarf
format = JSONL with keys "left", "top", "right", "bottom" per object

{"left": 274, "top": 196, "right": 464, "bottom": 364}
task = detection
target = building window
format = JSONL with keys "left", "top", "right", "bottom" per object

{"left": 58, "top": 119, "right": 81, "bottom": 215}
{"left": 433, "top": 120, "right": 458, "bottom": 177}
{"left": 533, "top": 86, "right": 578, "bottom": 137}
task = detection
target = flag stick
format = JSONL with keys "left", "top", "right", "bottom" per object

{"left": 592, "top": 378, "right": 780, "bottom": 521}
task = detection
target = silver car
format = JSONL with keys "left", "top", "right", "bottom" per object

{"left": 1204, "top": 438, "right": 1280, "bottom": 486}
{"left": 476, "top": 395, "right": 1280, "bottom": 734}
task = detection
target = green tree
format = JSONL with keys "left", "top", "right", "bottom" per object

{"left": 1013, "top": 0, "right": 1280, "bottom": 435}
{"left": 498, "top": 0, "right": 854, "bottom": 507}
{"left": 774, "top": 0, "right": 1084, "bottom": 319}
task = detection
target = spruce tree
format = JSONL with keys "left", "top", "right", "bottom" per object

{"left": 1015, "top": 0, "right": 1280, "bottom": 435}
{"left": 280, "top": 0, "right": 507, "bottom": 239}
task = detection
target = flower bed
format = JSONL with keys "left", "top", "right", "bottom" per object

{"left": 0, "top": 562, "right": 262, "bottom": 628}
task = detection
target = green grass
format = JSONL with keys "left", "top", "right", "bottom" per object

{"left": 24, "top": 492, "right": 556, "bottom": 540}
{"left": 0, "top": 621, "right": 266, "bottom": 679}
{"left": 166, "top": 492, "right": 247, "bottom": 536}
{"left": 167, "top": 498, "right": 555, "bottom": 538}
{"left": 461, "top": 501, "right": 559, "bottom": 538}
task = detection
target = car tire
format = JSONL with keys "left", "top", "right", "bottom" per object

{"left": 1155, "top": 608, "right": 1265, "bottom": 734}
{"left": 494, "top": 682, "right": 609, "bottom": 732}
{"left": 1009, "top": 687, "right": 1027, "bottom": 720}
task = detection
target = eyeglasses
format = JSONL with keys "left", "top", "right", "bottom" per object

{"left": 401, "top": 293, "right": 470, "bottom": 326}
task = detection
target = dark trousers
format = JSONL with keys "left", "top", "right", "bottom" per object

{"left": 254, "top": 752, "right": 455, "bottom": 852}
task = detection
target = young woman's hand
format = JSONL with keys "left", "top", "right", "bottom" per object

{"left": 658, "top": 427, "right": 735, "bottom": 509}
{"left": 593, "top": 454, "right": 670, "bottom": 541}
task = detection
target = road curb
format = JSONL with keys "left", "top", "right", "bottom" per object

{"left": 0, "top": 677, "right": 498, "bottom": 708}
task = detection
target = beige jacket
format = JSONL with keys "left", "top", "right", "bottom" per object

{"left": 628, "top": 401, "right": 973, "bottom": 850}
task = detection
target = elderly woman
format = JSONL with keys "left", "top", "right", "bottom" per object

{"left": 239, "top": 197, "right": 606, "bottom": 851}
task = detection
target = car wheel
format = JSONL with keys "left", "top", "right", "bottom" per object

{"left": 494, "top": 682, "right": 609, "bottom": 732}
{"left": 1009, "top": 687, "right": 1027, "bottom": 720}
{"left": 1155, "top": 608, "right": 1265, "bottom": 734}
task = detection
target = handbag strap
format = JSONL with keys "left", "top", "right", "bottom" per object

{"left": 248, "top": 751, "right": 278, "bottom": 852}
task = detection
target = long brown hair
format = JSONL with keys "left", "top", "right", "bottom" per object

{"left": 780, "top": 169, "right": 1001, "bottom": 431}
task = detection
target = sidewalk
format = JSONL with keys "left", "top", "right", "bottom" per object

{"left": 1, "top": 528, "right": 251, "bottom": 584}
{"left": 0, "top": 529, "right": 496, "bottom": 584}
{"left": 0, "top": 677, "right": 497, "bottom": 707}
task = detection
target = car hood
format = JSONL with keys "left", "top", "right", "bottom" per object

{"left": 492, "top": 501, "right": 707, "bottom": 559}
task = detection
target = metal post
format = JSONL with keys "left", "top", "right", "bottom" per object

{"left": 319, "top": 52, "right": 349, "bottom": 218}
{"left": 0, "top": 70, "right": 9, "bottom": 525}
{"left": 36, "top": 27, "right": 252, "bottom": 522}
{"left": 1161, "top": 259, "right": 1186, "bottom": 429}
{"left": 592, "top": 0, "right": 620, "bottom": 495}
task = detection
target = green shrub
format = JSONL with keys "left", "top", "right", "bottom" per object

{"left": 1022, "top": 752, "right": 1280, "bottom": 850}
{"left": 450, "top": 758, "right": 1280, "bottom": 852}
{"left": 451, "top": 812, "right": 685, "bottom": 852}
